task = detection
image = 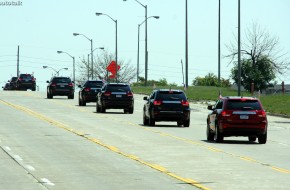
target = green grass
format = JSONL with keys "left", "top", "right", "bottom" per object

{"left": 132, "top": 86, "right": 290, "bottom": 116}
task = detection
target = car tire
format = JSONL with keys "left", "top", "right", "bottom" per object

{"left": 248, "top": 136, "right": 257, "bottom": 142}
{"left": 149, "top": 112, "right": 155, "bottom": 126}
{"left": 78, "top": 98, "right": 82, "bottom": 106}
{"left": 143, "top": 112, "right": 149, "bottom": 125}
{"left": 68, "top": 95, "right": 74, "bottom": 99}
{"left": 183, "top": 119, "right": 190, "bottom": 127}
{"left": 177, "top": 121, "right": 183, "bottom": 127}
{"left": 100, "top": 104, "right": 106, "bottom": 113}
{"left": 96, "top": 104, "right": 101, "bottom": 113}
{"left": 207, "top": 124, "right": 214, "bottom": 141}
{"left": 129, "top": 107, "right": 134, "bottom": 114}
{"left": 258, "top": 133, "right": 267, "bottom": 144}
{"left": 214, "top": 124, "right": 223, "bottom": 143}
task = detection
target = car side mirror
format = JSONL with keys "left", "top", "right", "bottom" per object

{"left": 46, "top": 80, "right": 49, "bottom": 83}
{"left": 78, "top": 85, "right": 82, "bottom": 88}
{"left": 207, "top": 105, "right": 214, "bottom": 110}
{"left": 143, "top": 96, "right": 148, "bottom": 100}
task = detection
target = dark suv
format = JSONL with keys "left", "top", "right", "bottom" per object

{"left": 78, "top": 80, "right": 103, "bottom": 106}
{"left": 207, "top": 96, "right": 268, "bottom": 144}
{"left": 47, "top": 77, "right": 74, "bottom": 99}
{"left": 16, "top": 74, "right": 36, "bottom": 91}
{"left": 143, "top": 89, "right": 190, "bottom": 127}
{"left": 96, "top": 83, "right": 134, "bottom": 113}
{"left": 8, "top": 77, "right": 18, "bottom": 90}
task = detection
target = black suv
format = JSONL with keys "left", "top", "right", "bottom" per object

{"left": 96, "top": 83, "right": 134, "bottom": 113}
{"left": 78, "top": 80, "right": 103, "bottom": 106}
{"left": 143, "top": 89, "right": 190, "bottom": 127}
{"left": 8, "top": 77, "right": 18, "bottom": 90}
{"left": 16, "top": 74, "right": 36, "bottom": 91}
{"left": 207, "top": 96, "right": 268, "bottom": 144}
{"left": 47, "top": 77, "right": 74, "bottom": 99}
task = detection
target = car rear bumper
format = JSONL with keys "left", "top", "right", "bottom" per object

{"left": 103, "top": 100, "right": 134, "bottom": 109}
{"left": 83, "top": 94, "right": 97, "bottom": 102}
{"left": 51, "top": 89, "right": 74, "bottom": 96}
{"left": 152, "top": 110, "right": 190, "bottom": 121}
{"left": 220, "top": 123, "right": 267, "bottom": 136}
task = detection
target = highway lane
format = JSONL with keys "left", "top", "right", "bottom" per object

{"left": 0, "top": 91, "right": 289, "bottom": 190}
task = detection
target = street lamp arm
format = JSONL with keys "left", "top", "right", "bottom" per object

{"left": 134, "top": 0, "right": 146, "bottom": 8}
{"left": 139, "top": 16, "right": 159, "bottom": 26}
{"left": 57, "top": 51, "right": 74, "bottom": 59}
{"left": 96, "top": 12, "right": 117, "bottom": 23}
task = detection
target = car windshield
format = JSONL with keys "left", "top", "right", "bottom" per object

{"left": 53, "top": 78, "right": 71, "bottom": 83}
{"left": 156, "top": 91, "right": 186, "bottom": 101}
{"left": 107, "top": 85, "right": 130, "bottom": 92}
{"left": 226, "top": 100, "right": 261, "bottom": 110}
{"left": 20, "top": 75, "right": 33, "bottom": 79}
{"left": 87, "top": 81, "right": 103, "bottom": 88}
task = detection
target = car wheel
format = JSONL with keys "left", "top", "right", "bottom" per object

{"left": 258, "top": 133, "right": 267, "bottom": 144}
{"left": 183, "top": 119, "right": 190, "bottom": 127}
{"left": 143, "top": 111, "right": 149, "bottom": 125}
{"left": 78, "top": 98, "right": 82, "bottom": 106}
{"left": 100, "top": 104, "right": 106, "bottom": 113}
{"left": 96, "top": 103, "right": 101, "bottom": 113}
{"left": 149, "top": 112, "right": 155, "bottom": 126}
{"left": 207, "top": 123, "right": 214, "bottom": 141}
{"left": 68, "top": 95, "right": 74, "bottom": 99}
{"left": 214, "top": 124, "right": 223, "bottom": 143}
{"left": 129, "top": 107, "right": 134, "bottom": 114}
{"left": 83, "top": 101, "right": 86, "bottom": 106}
{"left": 177, "top": 121, "right": 183, "bottom": 127}
{"left": 248, "top": 136, "right": 257, "bottom": 142}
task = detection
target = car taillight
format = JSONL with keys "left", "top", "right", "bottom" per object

{"left": 68, "top": 83, "right": 73, "bottom": 87}
{"left": 32, "top": 78, "right": 36, "bottom": 81}
{"left": 51, "top": 83, "right": 56, "bottom": 87}
{"left": 104, "top": 92, "right": 111, "bottom": 96}
{"left": 84, "top": 87, "right": 90, "bottom": 92}
{"left": 221, "top": 111, "right": 231, "bottom": 117}
{"left": 127, "top": 91, "right": 133, "bottom": 96}
{"left": 258, "top": 110, "right": 267, "bottom": 118}
{"left": 153, "top": 100, "right": 162, "bottom": 106}
{"left": 181, "top": 100, "right": 189, "bottom": 106}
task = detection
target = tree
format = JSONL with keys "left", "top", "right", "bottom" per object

{"left": 192, "top": 73, "right": 231, "bottom": 87}
{"left": 226, "top": 23, "right": 290, "bottom": 83}
{"left": 76, "top": 50, "right": 136, "bottom": 84}
{"left": 231, "top": 56, "right": 275, "bottom": 92}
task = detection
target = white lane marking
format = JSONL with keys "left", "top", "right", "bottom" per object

{"left": 41, "top": 178, "right": 55, "bottom": 186}
{"left": 25, "top": 165, "right": 35, "bottom": 171}
{"left": 4, "top": 146, "right": 11, "bottom": 151}
{"left": 13, "top": 155, "right": 23, "bottom": 161}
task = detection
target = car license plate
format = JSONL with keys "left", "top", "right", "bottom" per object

{"left": 116, "top": 95, "right": 122, "bottom": 98}
{"left": 240, "top": 115, "right": 249, "bottom": 119}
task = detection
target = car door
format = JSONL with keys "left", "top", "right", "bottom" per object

{"left": 144, "top": 91, "right": 155, "bottom": 117}
{"left": 208, "top": 100, "right": 223, "bottom": 131}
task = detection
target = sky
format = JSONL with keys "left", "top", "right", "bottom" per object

{"left": 1, "top": 0, "right": 290, "bottom": 91}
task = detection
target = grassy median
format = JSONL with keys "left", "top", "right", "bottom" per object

{"left": 132, "top": 86, "right": 290, "bottom": 116}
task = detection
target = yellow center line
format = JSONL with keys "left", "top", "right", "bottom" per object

{"left": 0, "top": 99, "right": 211, "bottom": 190}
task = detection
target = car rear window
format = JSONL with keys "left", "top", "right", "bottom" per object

{"left": 20, "top": 74, "right": 33, "bottom": 79}
{"left": 226, "top": 99, "right": 261, "bottom": 110}
{"left": 107, "top": 85, "right": 130, "bottom": 92}
{"left": 88, "top": 81, "right": 103, "bottom": 88}
{"left": 156, "top": 91, "right": 187, "bottom": 101}
{"left": 53, "top": 78, "right": 71, "bottom": 83}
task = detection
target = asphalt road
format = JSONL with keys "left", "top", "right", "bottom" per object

{"left": 0, "top": 91, "right": 289, "bottom": 190}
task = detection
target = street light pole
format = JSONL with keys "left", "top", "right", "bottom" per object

{"left": 95, "top": 12, "right": 118, "bottom": 82}
{"left": 238, "top": 0, "right": 241, "bottom": 96}
{"left": 57, "top": 51, "right": 75, "bottom": 84}
{"left": 137, "top": 16, "right": 159, "bottom": 83}
{"left": 123, "top": 0, "right": 148, "bottom": 85}
{"left": 73, "top": 33, "right": 94, "bottom": 80}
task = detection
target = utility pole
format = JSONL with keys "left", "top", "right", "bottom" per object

{"left": 218, "top": 0, "right": 221, "bottom": 84}
{"left": 185, "top": 0, "right": 188, "bottom": 88}
{"left": 17, "top": 45, "right": 20, "bottom": 77}
{"left": 238, "top": 0, "right": 241, "bottom": 96}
